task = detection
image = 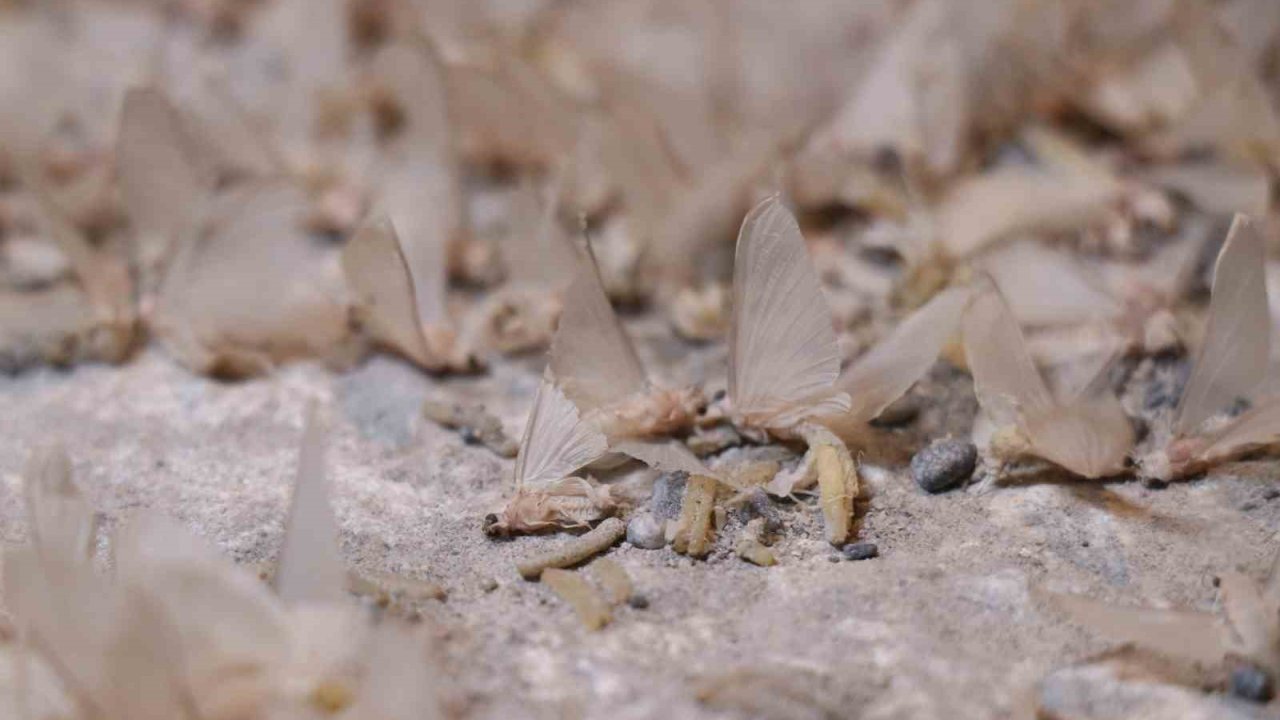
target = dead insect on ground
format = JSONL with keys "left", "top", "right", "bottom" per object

{"left": 486, "top": 376, "right": 614, "bottom": 537}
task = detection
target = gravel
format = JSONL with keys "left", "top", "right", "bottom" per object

{"left": 911, "top": 439, "right": 977, "bottom": 493}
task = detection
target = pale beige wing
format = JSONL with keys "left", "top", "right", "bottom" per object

{"left": 515, "top": 377, "right": 609, "bottom": 488}
{"left": 275, "top": 404, "right": 348, "bottom": 606}
{"left": 1218, "top": 571, "right": 1277, "bottom": 666}
{"left": 1196, "top": 396, "right": 1280, "bottom": 468}
{"left": 963, "top": 283, "right": 1055, "bottom": 427}
{"left": 22, "top": 444, "right": 95, "bottom": 566}
{"left": 837, "top": 285, "right": 970, "bottom": 423}
{"left": 1023, "top": 397, "right": 1134, "bottom": 479}
{"left": 613, "top": 439, "right": 712, "bottom": 477}
{"left": 729, "top": 196, "right": 844, "bottom": 419}
{"left": 117, "top": 87, "right": 210, "bottom": 270}
{"left": 113, "top": 513, "right": 291, "bottom": 703}
{"left": 370, "top": 43, "right": 458, "bottom": 330}
{"left": 503, "top": 173, "right": 582, "bottom": 290}
{"left": 981, "top": 241, "right": 1121, "bottom": 327}
{"left": 1050, "top": 592, "right": 1225, "bottom": 667}
{"left": 549, "top": 247, "right": 647, "bottom": 412}
{"left": 341, "top": 216, "right": 433, "bottom": 367}
{"left": 154, "top": 181, "right": 350, "bottom": 373}
{"left": 1176, "top": 214, "right": 1269, "bottom": 434}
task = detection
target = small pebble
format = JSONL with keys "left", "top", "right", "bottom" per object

{"left": 628, "top": 594, "right": 649, "bottom": 609}
{"left": 1230, "top": 663, "right": 1275, "bottom": 703}
{"left": 480, "top": 577, "right": 498, "bottom": 593}
{"left": 650, "top": 472, "right": 688, "bottom": 521}
{"left": 910, "top": 440, "right": 977, "bottom": 494}
{"left": 841, "top": 542, "right": 879, "bottom": 561}
{"left": 626, "top": 513, "right": 666, "bottom": 550}
{"left": 1142, "top": 477, "right": 1169, "bottom": 490}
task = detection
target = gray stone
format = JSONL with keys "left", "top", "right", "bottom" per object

{"left": 841, "top": 542, "right": 879, "bottom": 561}
{"left": 1230, "top": 663, "right": 1275, "bottom": 703}
{"left": 911, "top": 439, "right": 977, "bottom": 493}
{"left": 627, "top": 513, "right": 666, "bottom": 549}
{"left": 650, "top": 472, "right": 688, "bottom": 521}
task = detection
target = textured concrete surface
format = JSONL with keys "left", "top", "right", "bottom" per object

{"left": 1, "top": 342, "right": 1277, "bottom": 719}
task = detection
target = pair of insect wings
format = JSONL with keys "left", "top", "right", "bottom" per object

{"left": 514, "top": 197, "right": 972, "bottom": 490}
{"left": 966, "top": 213, "right": 1277, "bottom": 479}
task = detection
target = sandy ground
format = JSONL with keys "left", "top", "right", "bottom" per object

{"left": 1, "top": 330, "right": 1278, "bottom": 719}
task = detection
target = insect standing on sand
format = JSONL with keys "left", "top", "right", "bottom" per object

{"left": 963, "top": 278, "right": 1134, "bottom": 480}
{"left": 712, "top": 196, "right": 968, "bottom": 543}
{"left": 549, "top": 241, "right": 711, "bottom": 475}
{"left": 484, "top": 376, "right": 617, "bottom": 537}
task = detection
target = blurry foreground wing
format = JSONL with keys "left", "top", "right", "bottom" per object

{"left": 1050, "top": 591, "right": 1224, "bottom": 666}
{"left": 275, "top": 404, "right": 347, "bottom": 606}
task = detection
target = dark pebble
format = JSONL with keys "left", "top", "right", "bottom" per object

{"left": 1142, "top": 477, "right": 1169, "bottom": 490}
{"left": 910, "top": 440, "right": 977, "bottom": 493}
{"left": 628, "top": 594, "right": 649, "bottom": 610}
{"left": 841, "top": 542, "right": 879, "bottom": 561}
{"left": 1230, "top": 663, "right": 1275, "bottom": 703}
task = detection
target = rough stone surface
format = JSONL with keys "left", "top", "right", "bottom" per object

{"left": 911, "top": 439, "right": 978, "bottom": 493}
{"left": 1, "top": 347, "right": 1277, "bottom": 719}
